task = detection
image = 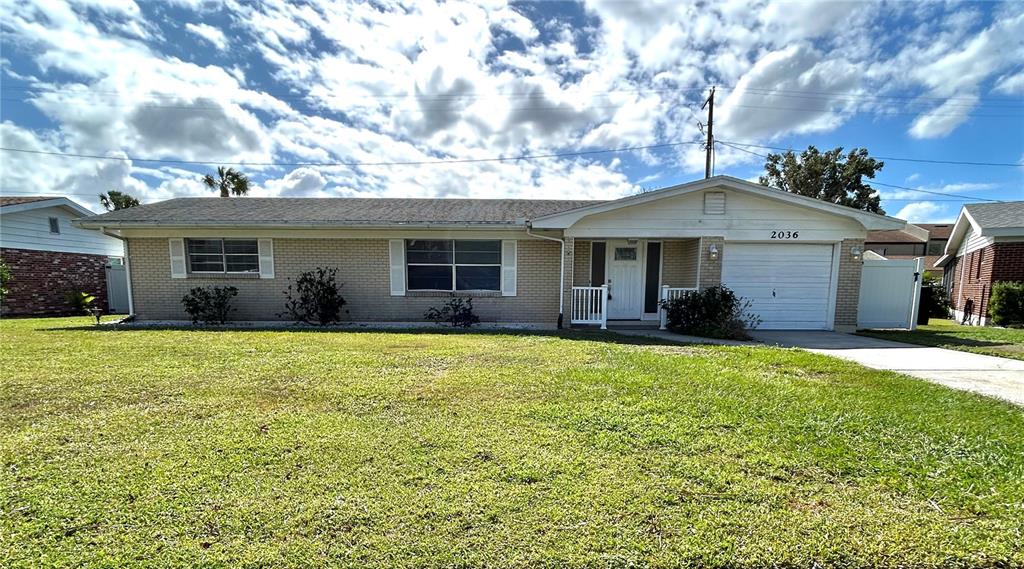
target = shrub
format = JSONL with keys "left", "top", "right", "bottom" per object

{"left": 0, "top": 258, "right": 10, "bottom": 304}
{"left": 181, "top": 286, "right": 238, "bottom": 325}
{"left": 65, "top": 291, "right": 102, "bottom": 323}
{"left": 425, "top": 296, "right": 480, "bottom": 328}
{"left": 660, "top": 285, "right": 761, "bottom": 340}
{"left": 988, "top": 281, "right": 1024, "bottom": 327}
{"left": 918, "top": 284, "right": 951, "bottom": 323}
{"left": 281, "top": 267, "right": 346, "bottom": 325}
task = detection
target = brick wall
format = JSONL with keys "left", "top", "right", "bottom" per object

{"left": 949, "top": 242, "right": 1024, "bottom": 324}
{"left": 127, "top": 238, "right": 560, "bottom": 324}
{"left": 1, "top": 247, "right": 109, "bottom": 316}
{"left": 834, "top": 238, "right": 864, "bottom": 330}
{"left": 662, "top": 239, "right": 699, "bottom": 288}
{"left": 572, "top": 239, "right": 591, "bottom": 286}
{"left": 698, "top": 237, "right": 724, "bottom": 289}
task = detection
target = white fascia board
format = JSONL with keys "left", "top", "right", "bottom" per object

{"left": 73, "top": 220, "right": 526, "bottom": 230}
{"left": 530, "top": 175, "right": 906, "bottom": 231}
{"left": 940, "top": 207, "right": 974, "bottom": 257}
{"left": 2, "top": 198, "right": 95, "bottom": 218}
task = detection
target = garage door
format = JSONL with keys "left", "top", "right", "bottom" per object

{"left": 721, "top": 243, "right": 835, "bottom": 330}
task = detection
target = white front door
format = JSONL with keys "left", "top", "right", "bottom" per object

{"left": 605, "top": 240, "right": 644, "bottom": 319}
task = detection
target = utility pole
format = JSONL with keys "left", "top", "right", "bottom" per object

{"left": 701, "top": 86, "right": 715, "bottom": 179}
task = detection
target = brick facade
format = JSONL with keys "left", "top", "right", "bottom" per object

{"left": 697, "top": 237, "right": 724, "bottom": 289}
{"left": 834, "top": 238, "right": 865, "bottom": 330}
{"left": 127, "top": 237, "right": 560, "bottom": 324}
{"left": 948, "top": 242, "right": 1024, "bottom": 324}
{"left": 0, "top": 247, "right": 109, "bottom": 316}
{"left": 662, "top": 240, "right": 699, "bottom": 288}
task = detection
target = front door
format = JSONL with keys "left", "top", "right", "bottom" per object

{"left": 605, "top": 240, "right": 644, "bottom": 319}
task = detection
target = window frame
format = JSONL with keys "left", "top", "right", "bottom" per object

{"left": 185, "top": 238, "right": 260, "bottom": 275}
{"left": 405, "top": 239, "right": 502, "bottom": 292}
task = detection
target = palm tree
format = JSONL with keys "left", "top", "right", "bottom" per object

{"left": 202, "top": 167, "right": 250, "bottom": 198}
{"left": 99, "top": 190, "right": 140, "bottom": 211}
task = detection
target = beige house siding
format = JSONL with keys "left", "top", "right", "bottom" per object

{"left": 834, "top": 238, "right": 865, "bottom": 330}
{"left": 698, "top": 237, "right": 724, "bottom": 289}
{"left": 128, "top": 237, "right": 560, "bottom": 324}
{"left": 572, "top": 239, "right": 591, "bottom": 286}
{"left": 661, "top": 239, "right": 699, "bottom": 288}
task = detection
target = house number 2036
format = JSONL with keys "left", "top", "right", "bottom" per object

{"left": 771, "top": 230, "right": 799, "bottom": 239}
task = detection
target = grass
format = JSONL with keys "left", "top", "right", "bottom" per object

{"left": 2, "top": 317, "right": 1023, "bottom": 568}
{"left": 859, "top": 318, "right": 1024, "bottom": 361}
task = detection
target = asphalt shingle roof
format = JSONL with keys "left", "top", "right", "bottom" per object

{"left": 80, "top": 197, "right": 606, "bottom": 226}
{"left": 0, "top": 196, "right": 59, "bottom": 207}
{"left": 865, "top": 229, "right": 924, "bottom": 243}
{"left": 965, "top": 202, "right": 1024, "bottom": 229}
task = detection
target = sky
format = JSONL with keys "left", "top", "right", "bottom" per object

{"left": 1, "top": 0, "right": 1022, "bottom": 222}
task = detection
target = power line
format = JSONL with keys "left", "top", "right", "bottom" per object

{"left": 0, "top": 141, "right": 703, "bottom": 167}
{"left": 717, "top": 140, "right": 1024, "bottom": 168}
{"left": 715, "top": 140, "right": 1001, "bottom": 203}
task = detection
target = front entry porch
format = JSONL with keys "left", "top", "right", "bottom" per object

{"left": 566, "top": 237, "right": 710, "bottom": 329}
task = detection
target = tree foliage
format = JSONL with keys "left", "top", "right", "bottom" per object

{"left": 202, "top": 167, "right": 250, "bottom": 198}
{"left": 99, "top": 190, "right": 140, "bottom": 211}
{"left": 759, "top": 146, "right": 885, "bottom": 214}
{"left": 0, "top": 258, "right": 11, "bottom": 304}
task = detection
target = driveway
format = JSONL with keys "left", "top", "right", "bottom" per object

{"left": 750, "top": 331, "right": 1024, "bottom": 406}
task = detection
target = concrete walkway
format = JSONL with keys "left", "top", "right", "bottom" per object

{"left": 750, "top": 331, "right": 1024, "bottom": 406}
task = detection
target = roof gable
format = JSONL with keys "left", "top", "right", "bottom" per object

{"left": 0, "top": 197, "right": 94, "bottom": 218}
{"left": 531, "top": 175, "right": 906, "bottom": 230}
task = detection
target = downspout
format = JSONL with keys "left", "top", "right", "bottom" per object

{"left": 526, "top": 224, "right": 565, "bottom": 329}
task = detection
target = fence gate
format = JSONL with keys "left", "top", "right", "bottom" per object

{"left": 857, "top": 258, "right": 923, "bottom": 329}
{"left": 105, "top": 263, "right": 130, "bottom": 314}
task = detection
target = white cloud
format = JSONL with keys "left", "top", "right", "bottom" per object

{"left": 185, "top": 23, "right": 228, "bottom": 50}
{"left": 908, "top": 94, "right": 979, "bottom": 139}
{"left": 893, "top": 201, "right": 953, "bottom": 223}
{"left": 993, "top": 71, "right": 1024, "bottom": 95}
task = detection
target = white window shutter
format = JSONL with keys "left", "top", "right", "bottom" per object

{"left": 258, "top": 239, "right": 274, "bottom": 278}
{"left": 501, "top": 240, "right": 517, "bottom": 296}
{"left": 389, "top": 239, "right": 406, "bottom": 296}
{"left": 169, "top": 238, "right": 187, "bottom": 278}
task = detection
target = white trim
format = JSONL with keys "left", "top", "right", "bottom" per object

{"left": 532, "top": 176, "right": 906, "bottom": 231}
{"left": 1, "top": 197, "right": 95, "bottom": 218}
{"left": 501, "top": 240, "right": 517, "bottom": 297}
{"left": 388, "top": 239, "right": 406, "bottom": 296}
{"left": 258, "top": 239, "right": 274, "bottom": 279}
{"left": 168, "top": 238, "right": 187, "bottom": 279}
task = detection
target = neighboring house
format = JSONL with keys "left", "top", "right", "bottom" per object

{"left": 74, "top": 176, "right": 906, "bottom": 331}
{"left": 936, "top": 202, "right": 1024, "bottom": 326}
{"left": 865, "top": 222, "right": 952, "bottom": 277}
{"left": 1, "top": 196, "right": 125, "bottom": 315}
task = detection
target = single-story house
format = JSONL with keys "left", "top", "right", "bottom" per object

{"left": 1, "top": 196, "right": 126, "bottom": 316}
{"left": 74, "top": 176, "right": 907, "bottom": 331}
{"left": 865, "top": 222, "right": 952, "bottom": 278}
{"left": 936, "top": 201, "right": 1024, "bottom": 326}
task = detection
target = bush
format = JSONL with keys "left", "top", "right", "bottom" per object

{"left": 660, "top": 285, "right": 761, "bottom": 340}
{"left": 0, "top": 258, "right": 10, "bottom": 304}
{"left": 988, "top": 281, "right": 1024, "bottom": 327}
{"left": 918, "top": 285, "right": 951, "bottom": 323}
{"left": 181, "top": 286, "right": 238, "bottom": 324}
{"left": 65, "top": 291, "right": 102, "bottom": 323}
{"left": 281, "top": 267, "right": 346, "bottom": 325}
{"left": 425, "top": 296, "right": 480, "bottom": 328}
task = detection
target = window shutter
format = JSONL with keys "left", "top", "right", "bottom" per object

{"left": 258, "top": 239, "right": 274, "bottom": 279}
{"left": 389, "top": 239, "right": 406, "bottom": 296}
{"left": 169, "top": 238, "right": 187, "bottom": 278}
{"left": 501, "top": 240, "right": 517, "bottom": 297}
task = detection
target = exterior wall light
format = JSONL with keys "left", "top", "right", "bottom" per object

{"left": 709, "top": 244, "right": 719, "bottom": 261}
{"left": 851, "top": 246, "right": 863, "bottom": 260}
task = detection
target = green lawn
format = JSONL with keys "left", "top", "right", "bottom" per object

{"left": 2, "top": 318, "right": 1023, "bottom": 567}
{"left": 860, "top": 318, "right": 1024, "bottom": 361}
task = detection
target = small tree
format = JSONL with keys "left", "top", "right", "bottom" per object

{"left": 281, "top": 267, "right": 346, "bottom": 325}
{"left": 759, "top": 146, "right": 885, "bottom": 214}
{"left": 182, "top": 286, "right": 238, "bottom": 324}
{"left": 99, "top": 190, "right": 140, "bottom": 211}
{"left": 202, "top": 167, "right": 250, "bottom": 198}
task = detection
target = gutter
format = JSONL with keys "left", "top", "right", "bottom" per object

{"left": 72, "top": 220, "right": 527, "bottom": 230}
{"left": 526, "top": 224, "right": 565, "bottom": 329}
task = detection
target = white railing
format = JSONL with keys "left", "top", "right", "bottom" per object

{"left": 570, "top": 285, "right": 608, "bottom": 329}
{"left": 659, "top": 285, "right": 698, "bottom": 329}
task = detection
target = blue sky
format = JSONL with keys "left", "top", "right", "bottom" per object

{"left": 1, "top": 0, "right": 1022, "bottom": 221}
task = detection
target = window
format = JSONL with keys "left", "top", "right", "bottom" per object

{"left": 614, "top": 247, "right": 637, "bottom": 261}
{"left": 975, "top": 249, "right": 984, "bottom": 279}
{"left": 186, "top": 239, "right": 259, "bottom": 273}
{"left": 48, "top": 217, "right": 60, "bottom": 234}
{"left": 926, "top": 239, "right": 946, "bottom": 256}
{"left": 406, "top": 239, "right": 501, "bottom": 291}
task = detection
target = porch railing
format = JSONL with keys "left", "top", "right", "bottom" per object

{"left": 570, "top": 285, "right": 608, "bottom": 329}
{"left": 659, "top": 285, "right": 698, "bottom": 330}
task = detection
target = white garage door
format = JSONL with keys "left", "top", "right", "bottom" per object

{"left": 722, "top": 243, "right": 835, "bottom": 330}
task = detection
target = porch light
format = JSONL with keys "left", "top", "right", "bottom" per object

{"left": 851, "top": 246, "right": 863, "bottom": 260}
{"left": 708, "top": 244, "right": 719, "bottom": 261}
